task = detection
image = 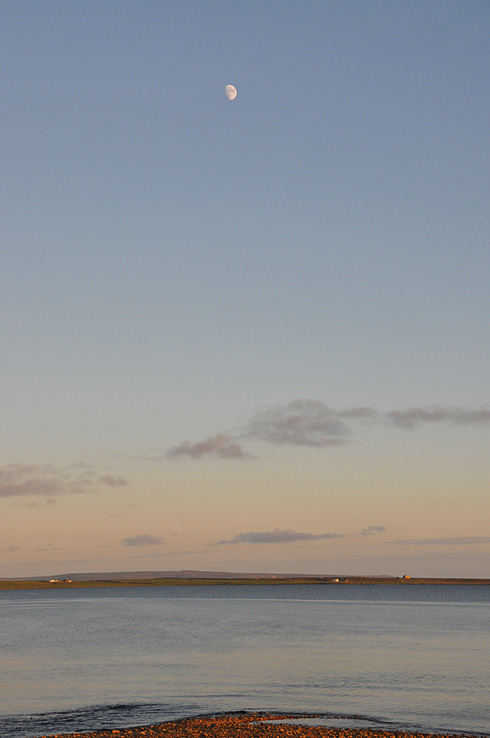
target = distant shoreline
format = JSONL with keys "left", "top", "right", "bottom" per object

{"left": 2, "top": 575, "right": 490, "bottom": 590}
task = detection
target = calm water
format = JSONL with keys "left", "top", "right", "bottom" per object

{"left": 0, "top": 584, "right": 489, "bottom": 738}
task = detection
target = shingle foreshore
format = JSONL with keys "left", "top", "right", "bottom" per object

{"left": 34, "top": 712, "right": 483, "bottom": 738}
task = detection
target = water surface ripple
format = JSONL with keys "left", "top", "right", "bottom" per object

{"left": 1, "top": 584, "right": 489, "bottom": 738}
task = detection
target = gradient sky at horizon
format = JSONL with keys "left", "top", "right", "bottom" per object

{"left": 1, "top": 0, "right": 489, "bottom": 578}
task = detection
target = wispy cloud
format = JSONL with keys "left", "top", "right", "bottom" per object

{"left": 358, "top": 525, "right": 386, "bottom": 536}
{"left": 25, "top": 498, "right": 58, "bottom": 509}
{"left": 386, "top": 406, "right": 490, "bottom": 429}
{"left": 215, "top": 528, "right": 345, "bottom": 545}
{"left": 391, "top": 536, "right": 490, "bottom": 546}
{"left": 98, "top": 474, "right": 128, "bottom": 487}
{"left": 166, "top": 400, "right": 358, "bottom": 460}
{"left": 0, "top": 545, "right": 20, "bottom": 553}
{"left": 339, "top": 407, "right": 378, "bottom": 419}
{"left": 120, "top": 534, "right": 165, "bottom": 547}
{"left": 0, "top": 464, "right": 88, "bottom": 498}
{"left": 165, "top": 400, "right": 490, "bottom": 461}
{"left": 0, "top": 463, "right": 129, "bottom": 499}
{"left": 243, "top": 399, "right": 352, "bottom": 447}
{"left": 215, "top": 524, "right": 386, "bottom": 546}
{"left": 167, "top": 433, "right": 249, "bottom": 460}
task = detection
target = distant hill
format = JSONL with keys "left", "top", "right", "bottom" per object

{"left": 5, "top": 572, "right": 490, "bottom": 587}
{"left": 53, "top": 570, "right": 327, "bottom": 581}
{"left": 27, "top": 569, "right": 377, "bottom": 582}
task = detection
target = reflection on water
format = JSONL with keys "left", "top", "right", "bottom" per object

{"left": 0, "top": 584, "right": 489, "bottom": 738}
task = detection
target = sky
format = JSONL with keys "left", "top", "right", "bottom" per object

{"left": 1, "top": 0, "right": 489, "bottom": 579}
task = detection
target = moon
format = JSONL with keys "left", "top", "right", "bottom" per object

{"left": 225, "top": 84, "right": 237, "bottom": 101}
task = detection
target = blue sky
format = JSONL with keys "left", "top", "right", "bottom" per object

{"left": 1, "top": 1, "right": 489, "bottom": 578}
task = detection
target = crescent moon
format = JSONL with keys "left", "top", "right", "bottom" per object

{"left": 225, "top": 84, "right": 237, "bottom": 101}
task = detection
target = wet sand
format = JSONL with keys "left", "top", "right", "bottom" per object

{"left": 34, "top": 712, "right": 481, "bottom": 738}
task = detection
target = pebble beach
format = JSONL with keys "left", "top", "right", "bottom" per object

{"left": 33, "top": 713, "right": 482, "bottom": 738}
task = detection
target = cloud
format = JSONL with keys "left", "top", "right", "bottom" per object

{"left": 120, "top": 534, "right": 165, "bottom": 547}
{"left": 98, "top": 474, "right": 128, "bottom": 487}
{"left": 390, "top": 536, "right": 490, "bottom": 546}
{"left": 215, "top": 524, "right": 387, "bottom": 545}
{"left": 338, "top": 407, "right": 378, "bottom": 419}
{"left": 165, "top": 400, "right": 490, "bottom": 461}
{"left": 387, "top": 405, "right": 490, "bottom": 429}
{"left": 357, "top": 525, "right": 386, "bottom": 536}
{"left": 215, "top": 528, "right": 345, "bottom": 545}
{"left": 1, "top": 545, "right": 20, "bottom": 553}
{"left": 167, "top": 433, "right": 249, "bottom": 460}
{"left": 167, "top": 401, "right": 366, "bottom": 460}
{"left": 25, "top": 498, "right": 58, "bottom": 509}
{"left": 0, "top": 464, "right": 86, "bottom": 498}
{"left": 243, "top": 399, "right": 352, "bottom": 447}
{"left": 250, "top": 401, "right": 490, "bottom": 439}
{"left": 0, "top": 463, "right": 129, "bottom": 499}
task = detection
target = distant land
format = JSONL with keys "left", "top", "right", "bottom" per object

{"left": 27, "top": 569, "right": 334, "bottom": 581}
{"left": 1, "top": 570, "right": 490, "bottom": 589}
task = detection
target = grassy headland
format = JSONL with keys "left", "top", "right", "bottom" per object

{"left": 1, "top": 576, "right": 490, "bottom": 590}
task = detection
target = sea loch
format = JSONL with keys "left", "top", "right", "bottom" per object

{"left": 1, "top": 584, "right": 489, "bottom": 738}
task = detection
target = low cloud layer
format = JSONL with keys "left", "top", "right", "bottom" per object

{"left": 0, "top": 463, "right": 129, "bottom": 499}
{"left": 215, "top": 525, "right": 387, "bottom": 546}
{"left": 166, "top": 399, "right": 490, "bottom": 460}
{"left": 216, "top": 528, "right": 345, "bottom": 545}
{"left": 120, "top": 534, "right": 165, "bottom": 547}
{"left": 167, "top": 433, "right": 249, "bottom": 460}
{"left": 358, "top": 525, "right": 386, "bottom": 536}
{"left": 387, "top": 406, "right": 490, "bottom": 429}
{"left": 391, "top": 536, "right": 490, "bottom": 546}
